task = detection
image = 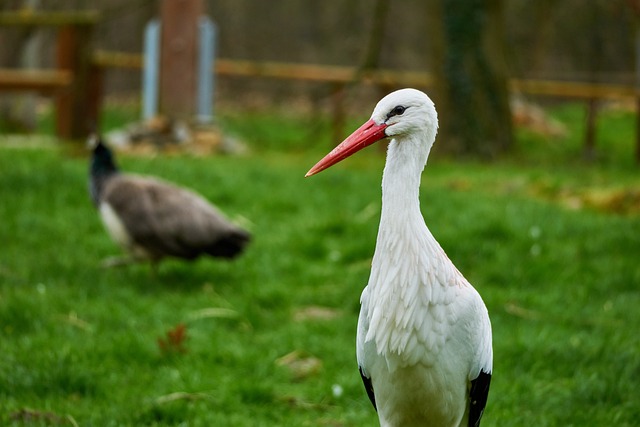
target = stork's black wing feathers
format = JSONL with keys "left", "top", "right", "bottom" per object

{"left": 359, "top": 366, "right": 377, "bottom": 411}
{"left": 469, "top": 370, "right": 491, "bottom": 427}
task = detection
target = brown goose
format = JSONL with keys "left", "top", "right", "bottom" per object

{"left": 89, "top": 136, "right": 251, "bottom": 269}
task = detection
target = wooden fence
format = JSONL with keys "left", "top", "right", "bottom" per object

{"left": 94, "top": 50, "right": 640, "bottom": 162}
{"left": 0, "top": 11, "right": 101, "bottom": 139}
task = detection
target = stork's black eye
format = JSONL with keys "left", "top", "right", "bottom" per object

{"left": 386, "top": 105, "right": 406, "bottom": 120}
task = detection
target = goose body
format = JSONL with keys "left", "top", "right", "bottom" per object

{"left": 89, "top": 138, "right": 250, "bottom": 266}
{"left": 306, "top": 89, "right": 492, "bottom": 426}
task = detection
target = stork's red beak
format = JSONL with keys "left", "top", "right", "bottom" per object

{"left": 305, "top": 119, "right": 388, "bottom": 177}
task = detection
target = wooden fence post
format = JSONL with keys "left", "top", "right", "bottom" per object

{"left": 584, "top": 97, "right": 598, "bottom": 161}
{"left": 636, "top": 96, "right": 640, "bottom": 164}
{"left": 87, "top": 63, "right": 103, "bottom": 134}
{"left": 331, "top": 83, "right": 346, "bottom": 144}
{"left": 55, "top": 21, "right": 95, "bottom": 139}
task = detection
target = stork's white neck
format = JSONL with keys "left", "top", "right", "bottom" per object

{"left": 370, "top": 133, "right": 440, "bottom": 290}
{"left": 380, "top": 135, "right": 430, "bottom": 226}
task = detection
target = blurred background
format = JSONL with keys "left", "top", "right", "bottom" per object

{"left": 0, "top": 0, "right": 638, "bottom": 160}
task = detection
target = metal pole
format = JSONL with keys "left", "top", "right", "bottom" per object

{"left": 196, "top": 16, "right": 216, "bottom": 123}
{"left": 142, "top": 19, "right": 160, "bottom": 121}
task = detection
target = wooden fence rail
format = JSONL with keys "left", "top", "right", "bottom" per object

{"left": 0, "top": 68, "right": 72, "bottom": 93}
{"left": 510, "top": 79, "right": 640, "bottom": 100}
{"left": 93, "top": 50, "right": 640, "bottom": 99}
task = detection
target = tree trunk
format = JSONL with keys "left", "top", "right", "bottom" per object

{"left": 159, "top": 0, "right": 204, "bottom": 120}
{"left": 427, "top": 0, "right": 513, "bottom": 158}
{"left": 358, "top": 0, "right": 390, "bottom": 74}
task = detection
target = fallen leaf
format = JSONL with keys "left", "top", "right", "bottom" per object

{"left": 276, "top": 350, "right": 323, "bottom": 379}
{"left": 293, "top": 306, "right": 342, "bottom": 322}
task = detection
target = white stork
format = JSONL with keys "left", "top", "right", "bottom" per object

{"left": 306, "top": 88, "right": 492, "bottom": 427}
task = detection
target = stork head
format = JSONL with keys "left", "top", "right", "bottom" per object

{"left": 305, "top": 88, "right": 438, "bottom": 177}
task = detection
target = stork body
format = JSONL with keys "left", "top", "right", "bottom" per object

{"left": 89, "top": 137, "right": 250, "bottom": 268}
{"left": 307, "top": 89, "right": 492, "bottom": 427}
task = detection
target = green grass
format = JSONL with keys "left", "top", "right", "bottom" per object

{"left": 1, "top": 103, "right": 639, "bottom": 425}
{"left": 513, "top": 103, "right": 638, "bottom": 170}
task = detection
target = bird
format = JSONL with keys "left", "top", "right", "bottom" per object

{"left": 306, "top": 88, "right": 492, "bottom": 427}
{"left": 88, "top": 136, "right": 251, "bottom": 270}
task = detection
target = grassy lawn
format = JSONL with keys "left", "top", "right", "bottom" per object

{"left": 1, "top": 102, "right": 639, "bottom": 426}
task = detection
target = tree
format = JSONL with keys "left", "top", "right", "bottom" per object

{"left": 427, "top": 0, "right": 513, "bottom": 158}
